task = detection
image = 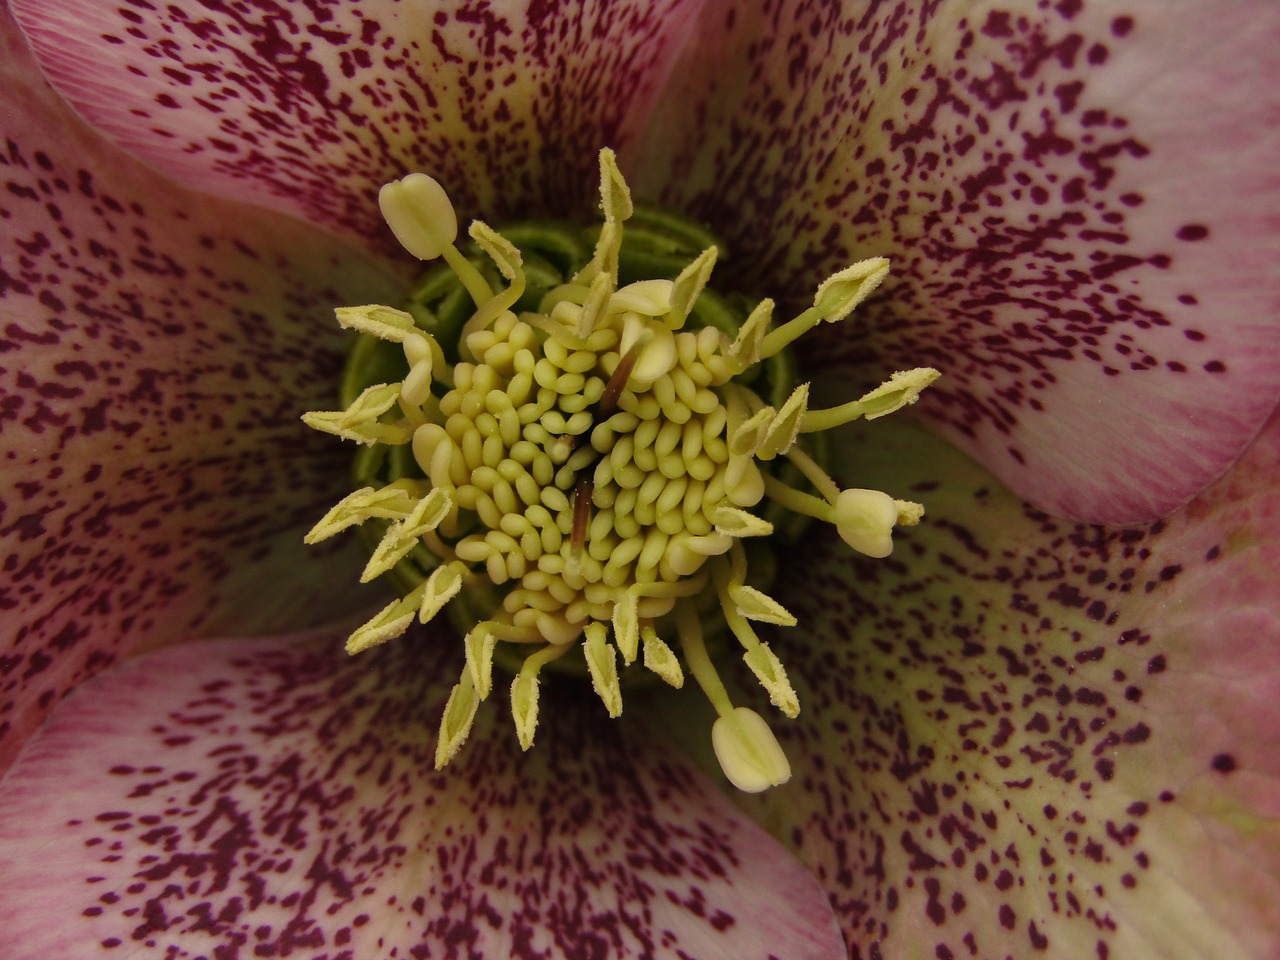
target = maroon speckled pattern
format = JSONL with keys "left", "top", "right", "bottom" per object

{"left": 0, "top": 629, "right": 844, "bottom": 959}
{"left": 639, "top": 0, "right": 1280, "bottom": 523}
{"left": 10, "top": 0, "right": 703, "bottom": 242}
{"left": 722, "top": 409, "right": 1280, "bottom": 957}
{"left": 0, "top": 10, "right": 401, "bottom": 769}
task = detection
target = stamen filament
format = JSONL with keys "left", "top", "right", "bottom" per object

{"left": 761, "top": 473, "right": 836, "bottom": 522}
{"left": 758, "top": 305, "right": 824, "bottom": 359}
{"left": 676, "top": 599, "right": 735, "bottom": 719}
{"left": 441, "top": 242, "right": 495, "bottom": 307}
{"left": 784, "top": 443, "right": 841, "bottom": 504}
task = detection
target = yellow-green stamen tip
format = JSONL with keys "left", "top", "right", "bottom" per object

{"left": 304, "top": 148, "right": 939, "bottom": 791}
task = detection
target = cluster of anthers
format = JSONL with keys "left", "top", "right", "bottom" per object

{"left": 304, "top": 149, "right": 937, "bottom": 792}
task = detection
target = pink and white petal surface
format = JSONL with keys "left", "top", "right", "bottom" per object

{"left": 11, "top": 0, "right": 704, "bottom": 243}
{"left": 639, "top": 0, "right": 1280, "bottom": 523}
{"left": 0, "top": 9, "right": 402, "bottom": 769}
{"left": 0, "top": 629, "right": 844, "bottom": 960}
{"left": 725, "top": 407, "right": 1280, "bottom": 958}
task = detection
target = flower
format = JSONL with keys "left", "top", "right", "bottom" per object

{"left": 1, "top": 1, "right": 1278, "bottom": 958}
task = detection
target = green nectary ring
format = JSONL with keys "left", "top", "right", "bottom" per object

{"left": 304, "top": 149, "right": 938, "bottom": 792}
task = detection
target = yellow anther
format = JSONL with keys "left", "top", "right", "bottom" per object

{"left": 583, "top": 623, "right": 623, "bottom": 717}
{"left": 335, "top": 304, "right": 420, "bottom": 342}
{"left": 435, "top": 672, "right": 480, "bottom": 769}
{"left": 727, "top": 298, "right": 772, "bottom": 369}
{"left": 742, "top": 643, "right": 800, "bottom": 719}
{"left": 801, "top": 367, "right": 941, "bottom": 433}
{"left": 668, "top": 247, "right": 717, "bottom": 330}
{"left": 465, "top": 621, "right": 497, "bottom": 699}
{"left": 642, "top": 627, "right": 684, "bottom": 687}
{"left": 345, "top": 584, "right": 426, "bottom": 655}
{"left": 710, "top": 505, "right": 772, "bottom": 538}
{"left": 729, "top": 583, "right": 797, "bottom": 627}
{"left": 420, "top": 559, "right": 466, "bottom": 624}
{"left": 597, "top": 147, "right": 633, "bottom": 224}
{"left": 304, "top": 483, "right": 421, "bottom": 544}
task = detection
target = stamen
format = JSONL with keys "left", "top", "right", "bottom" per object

{"left": 379, "top": 173, "right": 493, "bottom": 306}
{"left": 582, "top": 623, "right": 623, "bottom": 717}
{"left": 758, "top": 257, "right": 891, "bottom": 359}
{"left": 511, "top": 642, "right": 571, "bottom": 750}
{"left": 800, "top": 367, "right": 941, "bottom": 433}
{"left": 711, "top": 706, "right": 792, "bottom": 794}
{"left": 435, "top": 672, "right": 480, "bottom": 769}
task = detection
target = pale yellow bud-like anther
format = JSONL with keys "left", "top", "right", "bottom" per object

{"left": 619, "top": 315, "right": 678, "bottom": 387}
{"left": 610, "top": 279, "right": 673, "bottom": 317}
{"left": 379, "top": 173, "right": 458, "bottom": 261}
{"left": 711, "top": 706, "right": 792, "bottom": 793}
{"left": 834, "top": 487, "right": 898, "bottom": 558}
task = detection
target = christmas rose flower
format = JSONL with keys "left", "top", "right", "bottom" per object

{"left": 1, "top": 1, "right": 1278, "bottom": 957}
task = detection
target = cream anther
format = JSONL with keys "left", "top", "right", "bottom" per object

{"left": 626, "top": 322, "right": 678, "bottom": 387}
{"left": 834, "top": 487, "right": 899, "bottom": 558}
{"left": 711, "top": 707, "right": 792, "bottom": 793}
{"left": 609, "top": 280, "right": 673, "bottom": 317}
{"left": 379, "top": 173, "right": 458, "bottom": 261}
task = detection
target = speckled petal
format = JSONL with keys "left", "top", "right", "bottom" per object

{"left": 725, "top": 407, "right": 1280, "bottom": 957}
{"left": 640, "top": 0, "right": 1280, "bottom": 523}
{"left": 0, "top": 10, "right": 401, "bottom": 770}
{"left": 11, "top": 0, "right": 704, "bottom": 242}
{"left": 0, "top": 628, "right": 845, "bottom": 960}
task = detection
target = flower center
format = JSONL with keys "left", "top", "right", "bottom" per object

{"left": 304, "top": 149, "right": 938, "bottom": 792}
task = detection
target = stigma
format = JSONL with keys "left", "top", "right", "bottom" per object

{"left": 303, "top": 149, "right": 938, "bottom": 792}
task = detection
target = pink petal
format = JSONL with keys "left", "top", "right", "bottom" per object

{"left": 722, "top": 408, "right": 1280, "bottom": 957}
{"left": 11, "top": 0, "right": 704, "bottom": 242}
{"left": 640, "top": 0, "right": 1280, "bottom": 523}
{"left": 0, "top": 10, "right": 402, "bottom": 769}
{"left": 0, "top": 629, "right": 844, "bottom": 959}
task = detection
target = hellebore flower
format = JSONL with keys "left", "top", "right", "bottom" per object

{"left": 2, "top": 1, "right": 1279, "bottom": 958}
